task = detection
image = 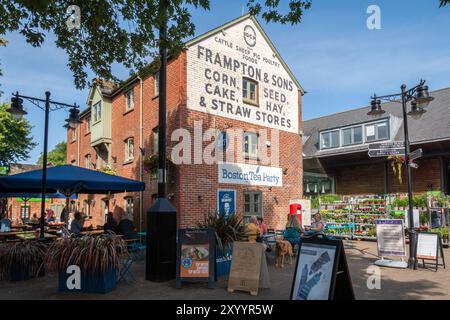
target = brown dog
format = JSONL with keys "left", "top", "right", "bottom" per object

{"left": 275, "top": 240, "right": 293, "bottom": 268}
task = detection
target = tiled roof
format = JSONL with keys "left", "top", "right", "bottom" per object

{"left": 303, "top": 87, "right": 450, "bottom": 158}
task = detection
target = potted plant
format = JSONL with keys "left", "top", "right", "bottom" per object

{"left": 0, "top": 240, "right": 47, "bottom": 281}
{"left": 44, "top": 234, "right": 126, "bottom": 293}
{"left": 198, "top": 211, "right": 246, "bottom": 278}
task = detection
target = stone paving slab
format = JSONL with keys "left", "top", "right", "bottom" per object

{"left": 0, "top": 241, "right": 448, "bottom": 300}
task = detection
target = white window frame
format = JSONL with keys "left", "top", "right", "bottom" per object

{"left": 242, "top": 77, "right": 258, "bottom": 106}
{"left": 152, "top": 127, "right": 159, "bottom": 155}
{"left": 243, "top": 131, "right": 258, "bottom": 159}
{"left": 86, "top": 116, "right": 91, "bottom": 134}
{"left": 125, "top": 137, "right": 134, "bottom": 162}
{"left": 342, "top": 125, "right": 363, "bottom": 146}
{"left": 83, "top": 200, "right": 92, "bottom": 220}
{"left": 320, "top": 130, "right": 340, "bottom": 150}
{"left": 154, "top": 73, "right": 160, "bottom": 97}
{"left": 365, "top": 120, "right": 389, "bottom": 142}
{"left": 92, "top": 101, "right": 102, "bottom": 123}
{"left": 125, "top": 89, "right": 135, "bottom": 111}
{"left": 85, "top": 154, "right": 92, "bottom": 169}
{"left": 243, "top": 191, "right": 263, "bottom": 218}
{"left": 125, "top": 197, "right": 134, "bottom": 220}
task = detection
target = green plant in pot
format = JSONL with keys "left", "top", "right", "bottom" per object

{"left": 198, "top": 211, "right": 246, "bottom": 278}
{"left": 0, "top": 240, "right": 47, "bottom": 281}
{"left": 44, "top": 234, "right": 126, "bottom": 293}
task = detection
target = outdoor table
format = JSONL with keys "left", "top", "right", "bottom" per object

{"left": 14, "top": 232, "right": 59, "bottom": 240}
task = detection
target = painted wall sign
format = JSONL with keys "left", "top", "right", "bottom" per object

{"left": 376, "top": 219, "right": 406, "bottom": 257}
{"left": 217, "top": 189, "right": 236, "bottom": 218}
{"left": 187, "top": 18, "right": 299, "bottom": 133}
{"left": 218, "top": 162, "right": 282, "bottom": 187}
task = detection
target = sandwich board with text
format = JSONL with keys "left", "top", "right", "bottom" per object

{"left": 375, "top": 219, "right": 408, "bottom": 268}
{"left": 176, "top": 228, "right": 216, "bottom": 289}
{"left": 415, "top": 232, "right": 446, "bottom": 271}
{"left": 227, "top": 242, "right": 270, "bottom": 296}
{"left": 290, "top": 234, "right": 354, "bottom": 300}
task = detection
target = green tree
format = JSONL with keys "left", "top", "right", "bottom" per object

{"left": 0, "top": 0, "right": 312, "bottom": 90}
{"left": 37, "top": 141, "right": 67, "bottom": 166}
{"left": 441, "top": 0, "right": 450, "bottom": 7}
{"left": 0, "top": 103, "right": 36, "bottom": 166}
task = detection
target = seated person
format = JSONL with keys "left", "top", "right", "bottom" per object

{"left": 69, "top": 211, "right": 84, "bottom": 235}
{"left": 46, "top": 208, "right": 56, "bottom": 223}
{"left": 0, "top": 213, "right": 12, "bottom": 232}
{"left": 117, "top": 215, "right": 138, "bottom": 240}
{"left": 257, "top": 217, "right": 267, "bottom": 236}
{"left": 245, "top": 216, "right": 261, "bottom": 243}
{"left": 283, "top": 214, "right": 304, "bottom": 246}
{"left": 305, "top": 213, "right": 325, "bottom": 234}
{"left": 104, "top": 212, "right": 118, "bottom": 234}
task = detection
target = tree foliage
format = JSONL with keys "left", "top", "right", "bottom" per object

{"left": 441, "top": 0, "right": 450, "bottom": 7}
{"left": 37, "top": 141, "right": 67, "bottom": 166}
{"left": 0, "top": 103, "right": 36, "bottom": 166}
{"left": 0, "top": 0, "right": 312, "bottom": 90}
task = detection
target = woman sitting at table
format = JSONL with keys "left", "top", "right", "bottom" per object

{"left": 117, "top": 214, "right": 138, "bottom": 240}
{"left": 284, "top": 214, "right": 304, "bottom": 247}
{"left": 69, "top": 211, "right": 84, "bottom": 236}
{"left": 104, "top": 212, "right": 118, "bottom": 234}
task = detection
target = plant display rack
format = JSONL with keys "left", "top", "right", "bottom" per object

{"left": 321, "top": 198, "right": 388, "bottom": 240}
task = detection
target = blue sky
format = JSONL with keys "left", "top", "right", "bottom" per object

{"left": 1, "top": 0, "right": 449, "bottom": 163}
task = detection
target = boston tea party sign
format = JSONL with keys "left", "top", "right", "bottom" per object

{"left": 186, "top": 17, "right": 300, "bottom": 134}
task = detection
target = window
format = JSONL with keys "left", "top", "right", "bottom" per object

{"left": 244, "top": 191, "right": 263, "bottom": 217}
{"left": 86, "top": 117, "right": 91, "bottom": 134}
{"left": 85, "top": 154, "right": 92, "bottom": 169}
{"left": 92, "top": 101, "right": 102, "bottom": 122}
{"left": 125, "top": 138, "right": 134, "bottom": 162}
{"left": 125, "top": 89, "right": 134, "bottom": 111}
{"left": 216, "top": 131, "right": 229, "bottom": 152}
{"left": 83, "top": 200, "right": 92, "bottom": 220}
{"left": 125, "top": 197, "right": 134, "bottom": 219}
{"left": 152, "top": 127, "right": 159, "bottom": 154}
{"left": 342, "top": 126, "right": 363, "bottom": 146}
{"left": 20, "top": 205, "right": 30, "bottom": 220}
{"left": 242, "top": 78, "right": 258, "bottom": 105}
{"left": 154, "top": 73, "right": 160, "bottom": 97}
{"left": 365, "top": 121, "right": 389, "bottom": 142}
{"left": 71, "top": 128, "right": 77, "bottom": 142}
{"left": 320, "top": 130, "right": 340, "bottom": 149}
{"left": 243, "top": 131, "right": 258, "bottom": 159}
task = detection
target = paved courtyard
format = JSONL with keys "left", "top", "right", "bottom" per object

{"left": 0, "top": 241, "right": 448, "bottom": 300}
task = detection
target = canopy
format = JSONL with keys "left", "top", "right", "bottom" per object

{"left": 0, "top": 165, "right": 145, "bottom": 195}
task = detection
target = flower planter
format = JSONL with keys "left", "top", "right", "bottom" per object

{"left": 58, "top": 268, "right": 116, "bottom": 294}
{"left": 216, "top": 248, "right": 232, "bottom": 278}
{"left": 9, "top": 263, "right": 45, "bottom": 282}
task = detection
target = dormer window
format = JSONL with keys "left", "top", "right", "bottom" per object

{"left": 320, "top": 130, "right": 339, "bottom": 149}
{"left": 92, "top": 101, "right": 102, "bottom": 123}
{"left": 365, "top": 121, "right": 389, "bottom": 142}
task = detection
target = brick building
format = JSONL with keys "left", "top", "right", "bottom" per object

{"left": 303, "top": 87, "right": 450, "bottom": 196}
{"left": 66, "top": 15, "right": 304, "bottom": 231}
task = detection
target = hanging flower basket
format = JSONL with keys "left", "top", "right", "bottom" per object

{"left": 143, "top": 154, "right": 175, "bottom": 177}
{"left": 97, "top": 166, "right": 116, "bottom": 176}
{"left": 388, "top": 155, "right": 406, "bottom": 184}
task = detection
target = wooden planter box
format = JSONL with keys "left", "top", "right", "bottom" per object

{"left": 58, "top": 268, "right": 116, "bottom": 294}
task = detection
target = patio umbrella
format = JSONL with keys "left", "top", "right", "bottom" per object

{"left": 0, "top": 165, "right": 145, "bottom": 195}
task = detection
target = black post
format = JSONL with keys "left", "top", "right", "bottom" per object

{"left": 401, "top": 85, "right": 417, "bottom": 269}
{"left": 145, "top": 0, "right": 177, "bottom": 282}
{"left": 39, "top": 91, "right": 51, "bottom": 240}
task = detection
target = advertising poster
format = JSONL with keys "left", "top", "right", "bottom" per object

{"left": 217, "top": 189, "right": 236, "bottom": 218}
{"left": 376, "top": 219, "right": 406, "bottom": 257}
{"left": 291, "top": 243, "right": 337, "bottom": 300}
{"left": 179, "top": 230, "right": 211, "bottom": 278}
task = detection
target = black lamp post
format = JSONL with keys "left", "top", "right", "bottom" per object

{"left": 145, "top": 0, "right": 177, "bottom": 282}
{"left": 368, "top": 80, "right": 434, "bottom": 269}
{"left": 8, "top": 91, "right": 81, "bottom": 240}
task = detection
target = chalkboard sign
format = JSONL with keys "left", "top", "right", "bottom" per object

{"left": 415, "top": 232, "right": 446, "bottom": 271}
{"left": 290, "top": 234, "right": 354, "bottom": 300}
{"left": 176, "top": 228, "right": 215, "bottom": 289}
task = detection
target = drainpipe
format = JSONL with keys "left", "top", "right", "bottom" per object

{"left": 77, "top": 124, "right": 80, "bottom": 165}
{"left": 137, "top": 76, "right": 144, "bottom": 233}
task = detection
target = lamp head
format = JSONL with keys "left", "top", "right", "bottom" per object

{"left": 367, "top": 97, "right": 385, "bottom": 116}
{"left": 65, "top": 106, "right": 82, "bottom": 129}
{"left": 7, "top": 93, "right": 27, "bottom": 120}
{"left": 408, "top": 101, "right": 426, "bottom": 119}
{"left": 415, "top": 84, "right": 434, "bottom": 109}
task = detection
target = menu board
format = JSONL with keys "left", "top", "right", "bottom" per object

{"left": 416, "top": 233, "right": 439, "bottom": 260}
{"left": 176, "top": 229, "right": 215, "bottom": 288}
{"left": 376, "top": 219, "right": 406, "bottom": 257}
